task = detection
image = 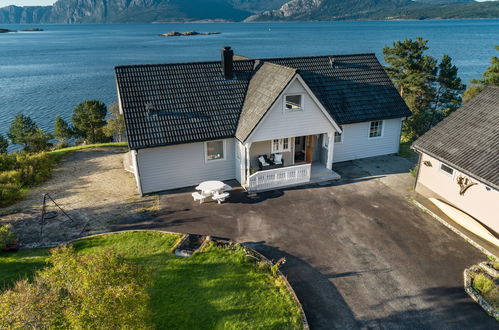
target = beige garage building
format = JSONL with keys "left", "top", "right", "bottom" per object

{"left": 413, "top": 86, "right": 499, "bottom": 234}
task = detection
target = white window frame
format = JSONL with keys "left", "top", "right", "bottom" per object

{"left": 271, "top": 138, "right": 290, "bottom": 153}
{"left": 439, "top": 162, "right": 454, "bottom": 177}
{"left": 368, "top": 120, "right": 384, "bottom": 139}
{"left": 204, "top": 139, "right": 226, "bottom": 163}
{"left": 283, "top": 94, "right": 304, "bottom": 111}
{"left": 334, "top": 131, "right": 343, "bottom": 144}
{"left": 322, "top": 134, "right": 329, "bottom": 149}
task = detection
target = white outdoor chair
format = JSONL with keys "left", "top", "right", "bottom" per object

{"left": 222, "top": 184, "right": 233, "bottom": 192}
{"left": 192, "top": 192, "right": 208, "bottom": 204}
{"left": 212, "top": 192, "right": 230, "bottom": 204}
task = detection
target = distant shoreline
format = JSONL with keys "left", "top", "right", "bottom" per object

{"left": 1, "top": 17, "right": 499, "bottom": 25}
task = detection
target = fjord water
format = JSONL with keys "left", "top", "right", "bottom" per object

{"left": 0, "top": 20, "right": 498, "bottom": 135}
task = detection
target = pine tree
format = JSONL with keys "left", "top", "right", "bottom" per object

{"left": 464, "top": 45, "right": 499, "bottom": 102}
{"left": 7, "top": 114, "right": 52, "bottom": 152}
{"left": 384, "top": 38, "right": 465, "bottom": 140}
{"left": 71, "top": 100, "right": 108, "bottom": 144}
{"left": 430, "top": 54, "right": 466, "bottom": 127}
{"left": 383, "top": 37, "right": 437, "bottom": 141}
{"left": 53, "top": 116, "right": 73, "bottom": 146}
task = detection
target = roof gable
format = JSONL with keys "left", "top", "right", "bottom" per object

{"left": 246, "top": 75, "right": 340, "bottom": 143}
{"left": 235, "top": 61, "right": 297, "bottom": 142}
{"left": 413, "top": 86, "right": 499, "bottom": 189}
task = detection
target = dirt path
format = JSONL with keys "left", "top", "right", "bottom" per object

{"left": 0, "top": 147, "right": 158, "bottom": 246}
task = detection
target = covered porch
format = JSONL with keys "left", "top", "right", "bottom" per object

{"left": 237, "top": 133, "right": 341, "bottom": 192}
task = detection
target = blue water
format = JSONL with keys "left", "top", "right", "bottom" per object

{"left": 0, "top": 20, "right": 498, "bottom": 136}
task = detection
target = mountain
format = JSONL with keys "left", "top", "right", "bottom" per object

{"left": 0, "top": 0, "right": 261, "bottom": 23}
{"left": 0, "top": 0, "right": 498, "bottom": 23}
{"left": 246, "top": 0, "right": 499, "bottom": 21}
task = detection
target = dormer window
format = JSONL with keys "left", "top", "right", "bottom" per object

{"left": 284, "top": 94, "right": 303, "bottom": 111}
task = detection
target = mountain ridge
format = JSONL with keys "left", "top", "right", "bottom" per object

{"left": 0, "top": 0, "right": 498, "bottom": 24}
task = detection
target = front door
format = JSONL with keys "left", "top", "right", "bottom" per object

{"left": 305, "top": 135, "right": 314, "bottom": 164}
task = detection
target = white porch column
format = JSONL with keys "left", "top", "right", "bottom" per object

{"left": 326, "top": 131, "right": 335, "bottom": 170}
{"left": 244, "top": 142, "right": 252, "bottom": 185}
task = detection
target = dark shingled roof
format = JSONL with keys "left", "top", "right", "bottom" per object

{"left": 413, "top": 86, "right": 499, "bottom": 189}
{"left": 115, "top": 52, "right": 410, "bottom": 150}
{"left": 115, "top": 60, "right": 255, "bottom": 150}
{"left": 263, "top": 54, "right": 411, "bottom": 124}
{"left": 236, "top": 61, "right": 297, "bottom": 142}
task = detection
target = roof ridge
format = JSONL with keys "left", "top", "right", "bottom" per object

{"left": 114, "top": 59, "right": 255, "bottom": 70}
{"left": 114, "top": 53, "right": 378, "bottom": 70}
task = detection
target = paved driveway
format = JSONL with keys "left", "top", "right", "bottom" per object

{"left": 112, "top": 156, "right": 495, "bottom": 329}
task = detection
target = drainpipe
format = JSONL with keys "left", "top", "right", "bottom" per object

{"left": 413, "top": 149, "right": 422, "bottom": 191}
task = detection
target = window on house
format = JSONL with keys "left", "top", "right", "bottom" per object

{"left": 295, "top": 137, "right": 301, "bottom": 145}
{"left": 205, "top": 140, "right": 225, "bottom": 161}
{"left": 272, "top": 138, "right": 290, "bottom": 153}
{"left": 334, "top": 132, "right": 342, "bottom": 143}
{"left": 440, "top": 163, "right": 454, "bottom": 176}
{"left": 323, "top": 134, "right": 329, "bottom": 149}
{"left": 284, "top": 95, "right": 302, "bottom": 111}
{"left": 369, "top": 120, "right": 383, "bottom": 138}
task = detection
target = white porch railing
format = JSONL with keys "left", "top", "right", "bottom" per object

{"left": 247, "top": 163, "right": 311, "bottom": 192}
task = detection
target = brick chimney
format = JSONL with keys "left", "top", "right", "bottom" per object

{"left": 221, "top": 46, "right": 234, "bottom": 80}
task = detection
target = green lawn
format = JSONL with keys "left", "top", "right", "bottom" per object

{"left": 0, "top": 231, "right": 303, "bottom": 329}
{"left": 49, "top": 142, "right": 128, "bottom": 161}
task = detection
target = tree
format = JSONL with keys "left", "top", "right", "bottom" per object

{"left": 53, "top": 116, "right": 73, "bottom": 146}
{"left": 7, "top": 114, "right": 52, "bottom": 152}
{"left": 0, "top": 134, "right": 8, "bottom": 154}
{"left": 0, "top": 245, "right": 152, "bottom": 329}
{"left": 383, "top": 38, "right": 465, "bottom": 141}
{"left": 430, "top": 54, "right": 466, "bottom": 126}
{"left": 383, "top": 38, "right": 437, "bottom": 141}
{"left": 72, "top": 100, "right": 108, "bottom": 144}
{"left": 464, "top": 45, "right": 499, "bottom": 102}
{"left": 103, "top": 103, "right": 126, "bottom": 142}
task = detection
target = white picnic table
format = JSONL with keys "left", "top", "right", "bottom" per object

{"left": 192, "top": 181, "right": 232, "bottom": 204}
{"left": 195, "top": 180, "right": 226, "bottom": 195}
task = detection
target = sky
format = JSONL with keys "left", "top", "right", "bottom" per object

{"left": 0, "top": 0, "right": 495, "bottom": 7}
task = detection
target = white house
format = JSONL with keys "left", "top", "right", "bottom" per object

{"left": 115, "top": 47, "right": 411, "bottom": 195}
{"left": 412, "top": 87, "right": 499, "bottom": 234}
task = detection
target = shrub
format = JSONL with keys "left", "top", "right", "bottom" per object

{"left": 0, "top": 245, "right": 152, "bottom": 329}
{"left": 0, "top": 224, "right": 17, "bottom": 249}
{"left": 473, "top": 273, "right": 494, "bottom": 294}
{"left": 0, "top": 134, "right": 7, "bottom": 154}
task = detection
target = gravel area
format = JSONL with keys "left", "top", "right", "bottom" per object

{"left": 0, "top": 147, "right": 158, "bottom": 246}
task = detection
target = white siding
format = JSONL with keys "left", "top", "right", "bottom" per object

{"left": 416, "top": 153, "right": 499, "bottom": 234}
{"left": 333, "top": 118, "right": 403, "bottom": 163}
{"left": 136, "top": 139, "right": 236, "bottom": 194}
{"left": 248, "top": 79, "right": 336, "bottom": 142}
{"left": 234, "top": 140, "right": 243, "bottom": 183}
